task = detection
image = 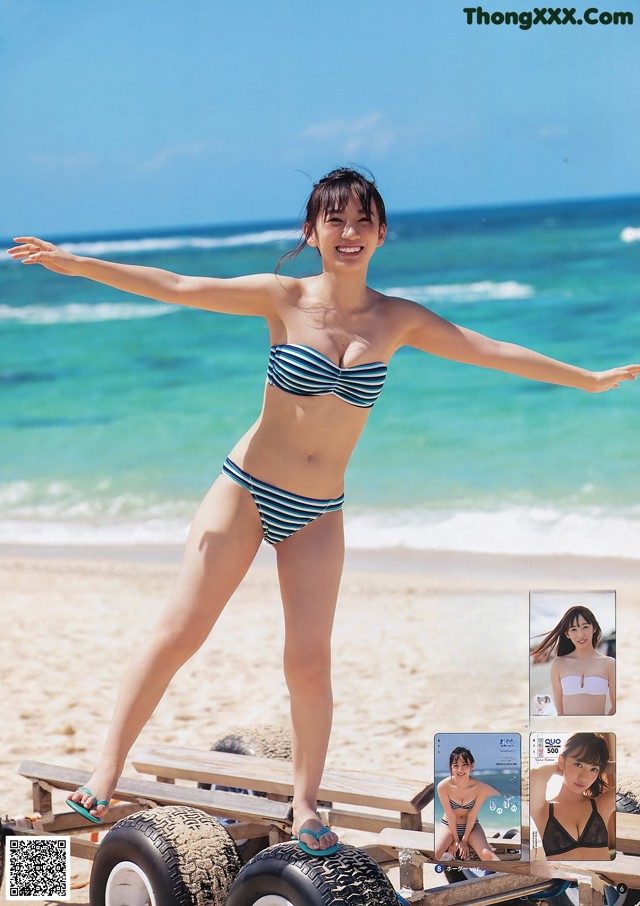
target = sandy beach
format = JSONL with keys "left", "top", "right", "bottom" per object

{"left": 2, "top": 545, "right": 639, "bottom": 901}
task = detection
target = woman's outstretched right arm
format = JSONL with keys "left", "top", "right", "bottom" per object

{"left": 8, "top": 236, "right": 288, "bottom": 317}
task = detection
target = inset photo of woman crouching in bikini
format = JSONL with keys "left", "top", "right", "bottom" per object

{"left": 529, "top": 590, "right": 616, "bottom": 717}
{"left": 434, "top": 733, "right": 522, "bottom": 863}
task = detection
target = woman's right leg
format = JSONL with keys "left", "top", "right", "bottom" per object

{"left": 69, "top": 473, "right": 264, "bottom": 819}
{"left": 434, "top": 824, "right": 455, "bottom": 860}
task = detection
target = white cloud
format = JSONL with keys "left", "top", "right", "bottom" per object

{"left": 139, "top": 142, "right": 206, "bottom": 172}
{"left": 303, "top": 113, "right": 397, "bottom": 156}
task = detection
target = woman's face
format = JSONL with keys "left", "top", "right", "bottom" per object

{"left": 559, "top": 753, "right": 602, "bottom": 794}
{"left": 564, "top": 617, "right": 595, "bottom": 649}
{"left": 306, "top": 194, "right": 386, "bottom": 266}
{"left": 450, "top": 756, "right": 473, "bottom": 779}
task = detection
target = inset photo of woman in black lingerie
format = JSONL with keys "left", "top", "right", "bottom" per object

{"left": 529, "top": 732, "right": 616, "bottom": 861}
{"left": 529, "top": 590, "right": 615, "bottom": 717}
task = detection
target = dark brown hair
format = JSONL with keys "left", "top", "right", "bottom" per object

{"left": 277, "top": 167, "right": 386, "bottom": 271}
{"left": 531, "top": 605, "right": 602, "bottom": 662}
{"left": 449, "top": 746, "right": 474, "bottom": 772}
{"left": 561, "top": 732, "right": 611, "bottom": 797}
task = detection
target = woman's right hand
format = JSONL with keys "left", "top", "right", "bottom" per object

{"left": 8, "top": 237, "right": 80, "bottom": 276}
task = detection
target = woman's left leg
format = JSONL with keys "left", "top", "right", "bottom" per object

{"left": 276, "top": 509, "right": 345, "bottom": 852}
{"left": 468, "top": 824, "right": 501, "bottom": 861}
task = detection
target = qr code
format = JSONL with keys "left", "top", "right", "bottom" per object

{"left": 6, "top": 837, "right": 70, "bottom": 900}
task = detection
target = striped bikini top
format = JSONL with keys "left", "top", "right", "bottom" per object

{"left": 450, "top": 798, "right": 476, "bottom": 810}
{"left": 267, "top": 343, "right": 388, "bottom": 409}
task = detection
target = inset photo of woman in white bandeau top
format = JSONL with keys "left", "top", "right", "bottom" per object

{"left": 529, "top": 590, "right": 615, "bottom": 717}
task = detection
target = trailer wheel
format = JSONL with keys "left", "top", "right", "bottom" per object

{"left": 199, "top": 725, "right": 292, "bottom": 863}
{"left": 90, "top": 806, "right": 241, "bottom": 906}
{"left": 617, "top": 789, "right": 640, "bottom": 814}
{"left": 211, "top": 725, "right": 292, "bottom": 763}
{"left": 226, "top": 841, "right": 398, "bottom": 905}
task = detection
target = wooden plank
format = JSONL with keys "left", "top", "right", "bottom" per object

{"left": 412, "top": 874, "right": 558, "bottom": 906}
{"left": 320, "top": 806, "right": 408, "bottom": 834}
{"left": 578, "top": 878, "right": 604, "bottom": 906}
{"left": 401, "top": 811, "right": 423, "bottom": 831}
{"left": 37, "top": 803, "right": 143, "bottom": 833}
{"left": 31, "top": 781, "right": 52, "bottom": 815}
{"left": 18, "top": 761, "right": 292, "bottom": 828}
{"left": 616, "top": 812, "right": 640, "bottom": 856}
{"left": 69, "top": 837, "right": 100, "bottom": 862}
{"left": 465, "top": 854, "right": 640, "bottom": 888}
{"left": 379, "top": 827, "right": 434, "bottom": 854}
{"left": 358, "top": 843, "right": 400, "bottom": 868}
{"left": 400, "top": 848, "right": 425, "bottom": 892}
{"left": 224, "top": 822, "right": 271, "bottom": 842}
{"left": 132, "top": 745, "right": 433, "bottom": 812}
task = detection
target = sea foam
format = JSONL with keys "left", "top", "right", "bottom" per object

{"left": 620, "top": 227, "right": 640, "bottom": 243}
{"left": 0, "top": 302, "right": 176, "bottom": 325}
{"left": 1, "top": 491, "right": 638, "bottom": 559}
{"left": 346, "top": 505, "right": 640, "bottom": 559}
{"left": 59, "top": 228, "right": 298, "bottom": 257}
{"left": 384, "top": 281, "right": 534, "bottom": 304}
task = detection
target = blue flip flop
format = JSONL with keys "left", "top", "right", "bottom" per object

{"left": 66, "top": 786, "right": 109, "bottom": 825}
{"left": 293, "top": 825, "right": 340, "bottom": 857}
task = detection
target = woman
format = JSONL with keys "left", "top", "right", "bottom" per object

{"left": 9, "top": 168, "right": 638, "bottom": 854}
{"left": 530, "top": 733, "right": 615, "bottom": 861}
{"left": 531, "top": 606, "right": 615, "bottom": 716}
{"left": 435, "top": 747, "right": 502, "bottom": 861}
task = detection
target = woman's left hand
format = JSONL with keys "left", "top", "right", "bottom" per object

{"left": 589, "top": 365, "right": 640, "bottom": 392}
{"left": 456, "top": 838, "right": 470, "bottom": 860}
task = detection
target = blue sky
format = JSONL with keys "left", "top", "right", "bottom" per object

{"left": 1, "top": 0, "right": 638, "bottom": 236}
{"left": 435, "top": 733, "right": 521, "bottom": 776}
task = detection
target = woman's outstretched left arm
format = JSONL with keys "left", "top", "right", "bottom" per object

{"left": 398, "top": 302, "right": 640, "bottom": 393}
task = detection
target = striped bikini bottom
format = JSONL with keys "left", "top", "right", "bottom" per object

{"left": 441, "top": 818, "right": 479, "bottom": 837}
{"left": 222, "top": 457, "right": 344, "bottom": 545}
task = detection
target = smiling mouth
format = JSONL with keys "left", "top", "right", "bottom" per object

{"left": 336, "top": 246, "right": 363, "bottom": 255}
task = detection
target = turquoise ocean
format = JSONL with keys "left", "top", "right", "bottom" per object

{"left": 1, "top": 197, "right": 639, "bottom": 555}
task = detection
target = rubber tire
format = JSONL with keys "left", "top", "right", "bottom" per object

{"left": 199, "top": 724, "right": 293, "bottom": 792}
{"left": 199, "top": 725, "right": 293, "bottom": 864}
{"left": 211, "top": 725, "right": 292, "bottom": 763}
{"left": 617, "top": 789, "right": 640, "bottom": 814}
{"left": 90, "top": 805, "right": 242, "bottom": 906}
{"left": 226, "top": 841, "right": 399, "bottom": 906}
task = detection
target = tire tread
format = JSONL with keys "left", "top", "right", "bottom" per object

{"left": 228, "top": 841, "right": 398, "bottom": 905}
